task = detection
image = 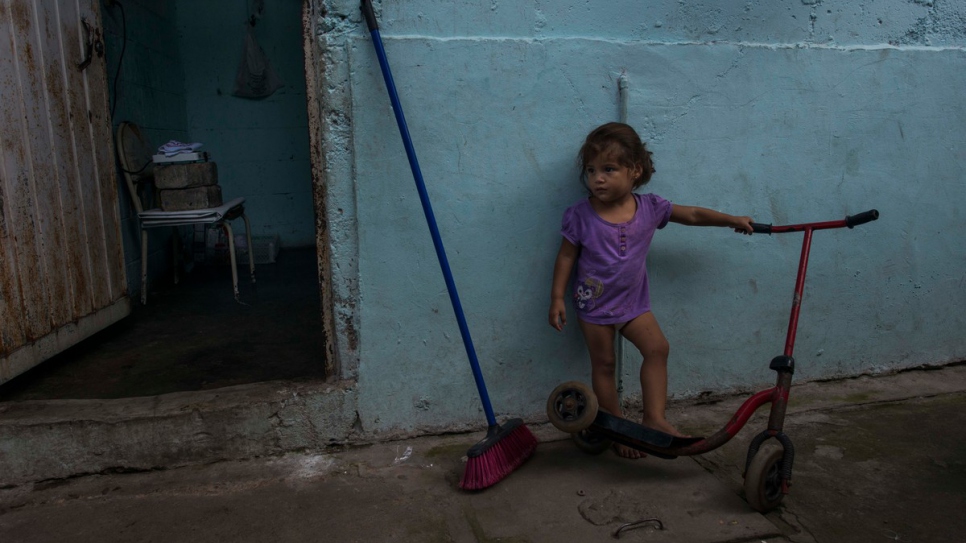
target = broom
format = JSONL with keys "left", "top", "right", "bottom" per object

{"left": 360, "top": 0, "right": 537, "bottom": 490}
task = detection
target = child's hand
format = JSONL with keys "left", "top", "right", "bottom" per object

{"left": 732, "top": 216, "right": 754, "bottom": 235}
{"left": 549, "top": 299, "right": 567, "bottom": 331}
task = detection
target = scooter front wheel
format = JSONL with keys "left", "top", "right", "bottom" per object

{"left": 744, "top": 446, "right": 786, "bottom": 512}
{"left": 546, "top": 381, "right": 598, "bottom": 433}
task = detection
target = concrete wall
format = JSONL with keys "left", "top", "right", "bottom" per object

{"left": 312, "top": 0, "right": 966, "bottom": 439}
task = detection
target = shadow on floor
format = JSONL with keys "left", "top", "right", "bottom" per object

{"left": 0, "top": 246, "right": 327, "bottom": 402}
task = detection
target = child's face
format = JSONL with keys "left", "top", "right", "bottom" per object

{"left": 583, "top": 154, "right": 642, "bottom": 204}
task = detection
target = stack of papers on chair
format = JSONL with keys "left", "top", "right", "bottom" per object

{"left": 158, "top": 140, "right": 204, "bottom": 157}
{"left": 139, "top": 197, "right": 245, "bottom": 227}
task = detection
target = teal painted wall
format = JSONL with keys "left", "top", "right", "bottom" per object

{"left": 176, "top": 0, "right": 315, "bottom": 246}
{"left": 102, "top": 0, "right": 188, "bottom": 299}
{"left": 311, "top": 0, "right": 966, "bottom": 437}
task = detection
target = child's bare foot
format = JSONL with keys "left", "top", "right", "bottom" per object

{"left": 612, "top": 442, "right": 646, "bottom": 459}
{"left": 641, "top": 417, "right": 691, "bottom": 438}
{"left": 598, "top": 408, "right": 648, "bottom": 459}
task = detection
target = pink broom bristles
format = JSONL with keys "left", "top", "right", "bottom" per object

{"left": 459, "top": 419, "right": 538, "bottom": 491}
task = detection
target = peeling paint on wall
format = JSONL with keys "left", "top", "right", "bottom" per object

{"left": 892, "top": 1, "right": 966, "bottom": 45}
{"left": 312, "top": 1, "right": 363, "bottom": 380}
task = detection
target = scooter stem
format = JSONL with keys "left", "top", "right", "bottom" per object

{"left": 784, "top": 228, "right": 814, "bottom": 357}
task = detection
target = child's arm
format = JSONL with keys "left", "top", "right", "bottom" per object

{"left": 549, "top": 238, "right": 579, "bottom": 331}
{"left": 669, "top": 204, "right": 754, "bottom": 234}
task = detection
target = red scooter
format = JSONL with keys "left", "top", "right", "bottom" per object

{"left": 546, "top": 209, "right": 879, "bottom": 512}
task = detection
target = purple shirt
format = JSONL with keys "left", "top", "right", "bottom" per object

{"left": 560, "top": 193, "right": 672, "bottom": 325}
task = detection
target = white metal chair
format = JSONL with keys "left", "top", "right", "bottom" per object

{"left": 115, "top": 121, "right": 255, "bottom": 304}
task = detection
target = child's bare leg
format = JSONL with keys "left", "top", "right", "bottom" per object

{"left": 620, "top": 312, "right": 687, "bottom": 438}
{"left": 578, "top": 319, "right": 642, "bottom": 459}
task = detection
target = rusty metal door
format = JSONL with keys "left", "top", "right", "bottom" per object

{"left": 0, "top": 0, "right": 129, "bottom": 385}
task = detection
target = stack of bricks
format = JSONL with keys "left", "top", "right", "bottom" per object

{"left": 153, "top": 162, "right": 222, "bottom": 210}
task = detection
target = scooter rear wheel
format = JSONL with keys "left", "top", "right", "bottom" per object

{"left": 744, "top": 446, "right": 786, "bottom": 512}
{"left": 546, "top": 381, "right": 598, "bottom": 433}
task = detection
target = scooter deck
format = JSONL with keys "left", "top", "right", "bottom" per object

{"left": 592, "top": 410, "right": 703, "bottom": 458}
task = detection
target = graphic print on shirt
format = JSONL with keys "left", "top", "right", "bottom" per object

{"left": 575, "top": 274, "right": 604, "bottom": 310}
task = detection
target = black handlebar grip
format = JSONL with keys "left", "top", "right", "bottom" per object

{"left": 845, "top": 209, "right": 879, "bottom": 228}
{"left": 361, "top": 0, "right": 378, "bottom": 32}
{"left": 751, "top": 222, "right": 772, "bottom": 235}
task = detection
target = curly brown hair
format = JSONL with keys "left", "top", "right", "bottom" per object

{"left": 577, "top": 122, "right": 656, "bottom": 189}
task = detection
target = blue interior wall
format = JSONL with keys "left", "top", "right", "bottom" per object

{"left": 175, "top": 0, "right": 315, "bottom": 246}
{"left": 312, "top": 0, "right": 966, "bottom": 437}
{"left": 101, "top": 0, "right": 188, "bottom": 299}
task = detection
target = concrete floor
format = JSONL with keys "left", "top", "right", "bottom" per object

{"left": 0, "top": 246, "right": 327, "bottom": 402}
{"left": 684, "top": 366, "right": 966, "bottom": 543}
{"left": 1, "top": 365, "right": 964, "bottom": 542}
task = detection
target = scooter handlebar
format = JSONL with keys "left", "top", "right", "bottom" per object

{"left": 750, "top": 208, "right": 880, "bottom": 235}
{"left": 846, "top": 209, "right": 879, "bottom": 228}
{"left": 750, "top": 222, "right": 772, "bottom": 235}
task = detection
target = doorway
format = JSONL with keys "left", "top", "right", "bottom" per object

{"left": 0, "top": 0, "right": 331, "bottom": 401}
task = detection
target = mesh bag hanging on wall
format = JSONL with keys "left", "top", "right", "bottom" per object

{"left": 232, "top": 25, "right": 284, "bottom": 99}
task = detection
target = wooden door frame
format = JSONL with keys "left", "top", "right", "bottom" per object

{"left": 301, "top": 0, "right": 338, "bottom": 380}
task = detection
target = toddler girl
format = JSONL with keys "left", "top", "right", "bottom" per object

{"left": 548, "top": 122, "right": 754, "bottom": 459}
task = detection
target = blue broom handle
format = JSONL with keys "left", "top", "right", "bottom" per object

{"left": 363, "top": 7, "right": 497, "bottom": 427}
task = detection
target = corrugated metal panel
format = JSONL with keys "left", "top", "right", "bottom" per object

{"left": 0, "top": 0, "right": 129, "bottom": 384}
